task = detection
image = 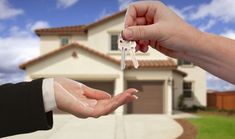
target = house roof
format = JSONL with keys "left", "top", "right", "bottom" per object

{"left": 125, "top": 59, "right": 176, "bottom": 69}
{"left": 19, "top": 43, "right": 119, "bottom": 69}
{"left": 19, "top": 43, "right": 180, "bottom": 72}
{"left": 35, "top": 10, "right": 126, "bottom": 36}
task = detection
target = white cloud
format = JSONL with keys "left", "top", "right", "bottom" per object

{"left": 207, "top": 73, "right": 235, "bottom": 91}
{"left": 198, "top": 19, "right": 216, "bottom": 31}
{"left": 118, "top": 0, "right": 133, "bottom": 11}
{"left": 96, "top": 9, "right": 112, "bottom": 20}
{"left": 0, "top": 20, "right": 49, "bottom": 84}
{"left": 0, "top": 72, "right": 25, "bottom": 84}
{"left": 221, "top": 30, "right": 235, "bottom": 40}
{"left": 56, "top": 0, "right": 79, "bottom": 9}
{"left": 0, "top": 0, "right": 23, "bottom": 20}
{"left": 27, "top": 20, "right": 50, "bottom": 31}
{"left": 190, "top": 0, "right": 235, "bottom": 23}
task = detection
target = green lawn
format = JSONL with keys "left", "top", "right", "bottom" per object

{"left": 188, "top": 113, "right": 235, "bottom": 139}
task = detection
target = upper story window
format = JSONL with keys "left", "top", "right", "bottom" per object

{"left": 183, "top": 81, "right": 193, "bottom": 98}
{"left": 110, "top": 34, "right": 119, "bottom": 51}
{"left": 178, "top": 59, "right": 193, "bottom": 66}
{"left": 61, "top": 37, "right": 69, "bottom": 46}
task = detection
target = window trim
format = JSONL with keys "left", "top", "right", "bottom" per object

{"left": 178, "top": 59, "right": 194, "bottom": 67}
{"left": 109, "top": 32, "right": 120, "bottom": 52}
{"left": 183, "top": 81, "right": 194, "bottom": 99}
{"left": 60, "top": 36, "right": 70, "bottom": 46}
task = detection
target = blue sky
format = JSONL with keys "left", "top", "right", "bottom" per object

{"left": 0, "top": 0, "right": 235, "bottom": 91}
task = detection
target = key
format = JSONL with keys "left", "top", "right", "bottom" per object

{"left": 118, "top": 35, "right": 127, "bottom": 70}
{"left": 129, "top": 45, "right": 139, "bottom": 68}
{"left": 120, "top": 47, "right": 126, "bottom": 70}
{"left": 118, "top": 34, "right": 139, "bottom": 70}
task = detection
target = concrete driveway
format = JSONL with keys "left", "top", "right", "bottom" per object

{"left": 5, "top": 114, "right": 183, "bottom": 139}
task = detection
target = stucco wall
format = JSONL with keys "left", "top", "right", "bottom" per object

{"left": 27, "top": 47, "right": 121, "bottom": 79}
{"left": 178, "top": 66, "right": 207, "bottom": 106}
{"left": 40, "top": 36, "right": 61, "bottom": 54}
{"left": 172, "top": 72, "right": 184, "bottom": 109}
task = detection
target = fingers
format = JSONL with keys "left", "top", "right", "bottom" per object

{"left": 83, "top": 85, "right": 111, "bottom": 100}
{"left": 74, "top": 88, "right": 138, "bottom": 118}
{"left": 136, "top": 40, "right": 149, "bottom": 53}
{"left": 123, "top": 24, "right": 158, "bottom": 41}
{"left": 124, "top": 3, "right": 137, "bottom": 28}
{"left": 136, "top": 17, "right": 147, "bottom": 25}
{"left": 125, "top": 1, "right": 159, "bottom": 28}
{"left": 100, "top": 89, "right": 138, "bottom": 115}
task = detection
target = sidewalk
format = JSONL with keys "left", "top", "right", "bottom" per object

{"left": 5, "top": 114, "right": 183, "bottom": 139}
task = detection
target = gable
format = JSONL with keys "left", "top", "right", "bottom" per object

{"left": 25, "top": 45, "right": 121, "bottom": 78}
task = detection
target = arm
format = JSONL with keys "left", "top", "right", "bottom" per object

{"left": 0, "top": 79, "right": 52, "bottom": 138}
{"left": 187, "top": 33, "right": 235, "bottom": 84}
{"left": 123, "top": 1, "right": 235, "bottom": 84}
{"left": 0, "top": 77, "right": 137, "bottom": 137}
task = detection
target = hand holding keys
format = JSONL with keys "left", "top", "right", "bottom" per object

{"left": 118, "top": 33, "right": 139, "bottom": 70}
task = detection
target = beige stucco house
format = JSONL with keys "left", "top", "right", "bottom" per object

{"left": 20, "top": 10, "right": 207, "bottom": 115}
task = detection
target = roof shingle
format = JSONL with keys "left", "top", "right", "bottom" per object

{"left": 19, "top": 43, "right": 178, "bottom": 71}
{"left": 35, "top": 10, "right": 126, "bottom": 36}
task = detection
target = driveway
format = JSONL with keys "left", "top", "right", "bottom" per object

{"left": 5, "top": 114, "right": 183, "bottom": 139}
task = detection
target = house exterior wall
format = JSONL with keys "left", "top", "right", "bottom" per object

{"left": 172, "top": 72, "right": 184, "bottom": 109}
{"left": 40, "top": 36, "right": 61, "bottom": 54}
{"left": 71, "top": 35, "right": 88, "bottom": 45}
{"left": 26, "top": 48, "right": 120, "bottom": 78}
{"left": 178, "top": 66, "right": 207, "bottom": 106}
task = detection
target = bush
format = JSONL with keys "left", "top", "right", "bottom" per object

{"left": 178, "top": 94, "right": 187, "bottom": 110}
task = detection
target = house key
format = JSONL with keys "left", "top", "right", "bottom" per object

{"left": 118, "top": 34, "right": 139, "bottom": 70}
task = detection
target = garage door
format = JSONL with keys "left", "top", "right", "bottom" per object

{"left": 127, "top": 81, "right": 164, "bottom": 114}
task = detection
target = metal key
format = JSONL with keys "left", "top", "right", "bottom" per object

{"left": 118, "top": 34, "right": 139, "bottom": 70}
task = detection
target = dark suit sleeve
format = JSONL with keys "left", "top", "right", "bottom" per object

{"left": 0, "top": 78, "right": 53, "bottom": 138}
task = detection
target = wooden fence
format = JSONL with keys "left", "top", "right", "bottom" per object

{"left": 207, "top": 91, "right": 235, "bottom": 111}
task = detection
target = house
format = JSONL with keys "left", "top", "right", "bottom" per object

{"left": 19, "top": 10, "right": 207, "bottom": 115}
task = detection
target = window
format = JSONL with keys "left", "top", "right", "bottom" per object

{"left": 178, "top": 59, "right": 193, "bottom": 66}
{"left": 183, "top": 82, "right": 193, "bottom": 98}
{"left": 61, "top": 37, "right": 69, "bottom": 46}
{"left": 110, "top": 34, "right": 119, "bottom": 51}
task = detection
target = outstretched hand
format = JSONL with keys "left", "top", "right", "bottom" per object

{"left": 54, "top": 78, "right": 138, "bottom": 118}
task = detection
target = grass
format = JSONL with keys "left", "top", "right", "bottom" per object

{"left": 188, "top": 112, "right": 235, "bottom": 139}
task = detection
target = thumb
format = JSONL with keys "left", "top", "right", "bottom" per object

{"left": 123, "top": 24, "right": 158, "bottom": 41}
{"left": 83, "top": 85, "right": 111, "bottom": 100}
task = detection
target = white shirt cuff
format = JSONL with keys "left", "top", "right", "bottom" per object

{"left": 42, "top": 78, "right": 57, "bottom": 112}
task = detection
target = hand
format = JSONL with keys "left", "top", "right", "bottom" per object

{"left": 53, "top": 78, "right": 138, "bottom": 118}
{"left": 123, "top": 1, "right": 204, "bottom": 60}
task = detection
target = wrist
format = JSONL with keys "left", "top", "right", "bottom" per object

{"left": 184, "top": 29, "right": 209, "bottom": 59}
